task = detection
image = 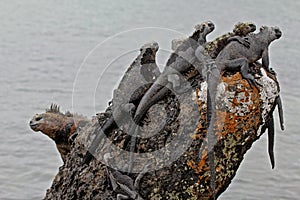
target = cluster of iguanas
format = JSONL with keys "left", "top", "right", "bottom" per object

{"left": 80, "top": 21, "right": 283, "bottom": 199}
{"left": 30, "top": 21, "right": 283, "bottom": 200}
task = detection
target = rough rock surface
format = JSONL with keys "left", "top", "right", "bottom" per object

{"left": 44, "top": 51, "right": 281, "bottom": 199}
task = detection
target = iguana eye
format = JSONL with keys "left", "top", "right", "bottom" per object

{"left": 35, "top": 116, "right": 42, "bottom": 121}
{"left": 207, "top": 22, "right": 214, "bottom": 28}
{"left": 260, "top": 26, "right": 267, "bottom": 31}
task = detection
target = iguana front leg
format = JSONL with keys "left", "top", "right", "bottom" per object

{"left": 262, "top": 48, "right": 270, "bottom": 71}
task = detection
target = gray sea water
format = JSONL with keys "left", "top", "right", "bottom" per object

{"left": 0, "top": 0, "right": 299, "bottom": 199}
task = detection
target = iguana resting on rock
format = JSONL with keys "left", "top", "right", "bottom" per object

{"left": 29, "top": 104, "right": 89, "bottom": 162}
{"left": 83, "top": 42, "right": 161, "bottom": 164}
{"left": 205, "top": 25, "right": 282, "bottom": 196}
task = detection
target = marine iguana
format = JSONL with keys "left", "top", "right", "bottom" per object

{"left": 205, "top": 25, "right": 282, "bottom": 196}
{"left": 29, "top": 104, "right": 89, "bottom": 162}
{"left": 204, "top": 22, "right": 256, "bottom": 58}
{"left": 204, "top": 22, "right": 283, "bottom": 170}
{"left": 82, "top": 42, "right": 160, "bottom": 164}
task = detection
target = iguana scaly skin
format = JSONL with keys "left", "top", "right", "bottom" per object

{"left": 204, "top": 22, "right": 256, "bottom": 58}
{"left": 29, "top": 104, "right": 89, "bottom": 162}
{"left": 83, "top": 42, "right": 160, "bottom": 164}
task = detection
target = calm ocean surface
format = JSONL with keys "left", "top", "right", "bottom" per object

{"left": 0, "top": 0, "right": 299, "bottom": 199}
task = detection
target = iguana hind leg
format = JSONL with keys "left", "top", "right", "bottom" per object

{"left": 83, "top": 121, "right": 114, "bottom": 164}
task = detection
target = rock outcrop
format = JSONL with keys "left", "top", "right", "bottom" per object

{"left": 43, "top": 42, "right": 282, "bottom": 199}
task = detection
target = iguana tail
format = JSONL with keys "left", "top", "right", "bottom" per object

{"left": 83, "top": 118, "right": 116, "bottom": 164}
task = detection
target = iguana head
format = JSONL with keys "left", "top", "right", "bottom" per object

{"left": 259, "top": 26, "right": 282, "bottom": 42}
{"left": 192, "top": 21, "right": 215, "bottom": 42}
{"left": 29, "top": 104, "right": 88, "bottom": 141}
{"left": 233, "top": 22, "right": 256, "bottom": 36}
{"left": 195, "top": 21, "right": 215, "bottom": 36}
{"left": 139, "top": 42, "right": 160, "bottom": 82}
{"left": 140, "top": 41, "right": 159, "bottom": 64}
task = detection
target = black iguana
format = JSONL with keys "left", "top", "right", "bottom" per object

{"left": 83, "top": 42, "right": 160, "bottom": 164}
